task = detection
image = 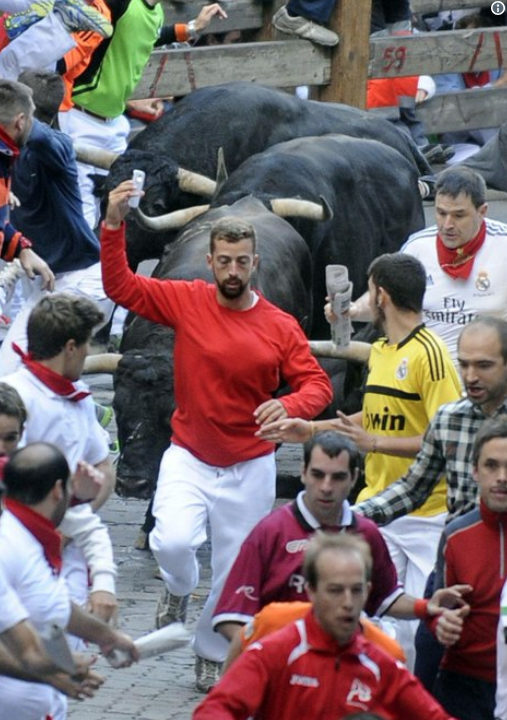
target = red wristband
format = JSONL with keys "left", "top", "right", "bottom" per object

{"left": 414, "top": 598, "right": 429, "bottom": 619}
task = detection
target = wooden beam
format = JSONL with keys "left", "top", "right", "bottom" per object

{"left": 131, "top": 41, "right": 330, "bottom": 99}
{"left": 369, "top": 27, "right": 507, "bottom": 79}
{"left": 411, "top": 0, "right": 492, "bottom": 12}
{"left": 416, "top": 87, "right": 507, "bottom": 133}
{"left": 161, "top": 0, "right": 263, "bottom": 33}
{"left": 318, "top": 0, "right": 372, "bottom": 106}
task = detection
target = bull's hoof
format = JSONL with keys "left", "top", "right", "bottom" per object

{"left": 134, "top": 529, "right": 150, "bottom": 551}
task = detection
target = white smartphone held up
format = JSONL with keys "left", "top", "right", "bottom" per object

{"left": 128, "top": 169, "right": 146, "bottom": 208}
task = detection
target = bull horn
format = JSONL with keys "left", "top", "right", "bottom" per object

{"left": 270, "top": 195, "right": 333, "bottom": 221}
{"left": 84, "top": 353, "right": 122, "bottom": 374}
{"left": 74, "top": 143, "right": 119, "bottom": 170}
{"left": 136, "top": 204, "right": 210, "bottom": 231}
{"left": 309, "top": 340, "right": 371, "bottom": 363}
{"left": 177, "top": 168, "right": 217, "bottom": 197}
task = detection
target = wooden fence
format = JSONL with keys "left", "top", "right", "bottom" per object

{"left": 130, "top": 0, "right": 507, "bottom": 135}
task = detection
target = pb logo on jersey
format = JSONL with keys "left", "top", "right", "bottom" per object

{"left": 346, "top": 678, "right": 372, "bottom": 706}
{"left": 475, "top": 270, "right": 491, "bottom": 292}
{"left": 395, "top": 357, "right": 408, "bottom": 380}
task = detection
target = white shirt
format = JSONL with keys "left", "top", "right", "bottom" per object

{"left": 2, "top": 368, "right": 116, "bottom": 594}
{"left": 0, "top": 563, "right": 28, "bottom": 635}
{"left": 0, "top": 510, "right": 71, "bottom": 720}
{"left": 401, "top": 218, "right": 507, "bottom": 362}
{"left": 2, "top": 367, "right": 109, "bottom": 473}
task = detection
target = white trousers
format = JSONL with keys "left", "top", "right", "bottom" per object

{"left": 150, "top": 444, "right": 276, "bottom": 662}
{"left": 0, "top": 12, "right": 75, "bottom": 79}
{"left": 0, "top": 675, "right": 59, "bottom": 720}
{"left": 0, "top": 262, "right": 114, "bottom": 375}
{"left": 380, "top": 512, "right": 446, "bottom": 671}
{"left": 58, "top": 109, "right": 131, "bottom": 229}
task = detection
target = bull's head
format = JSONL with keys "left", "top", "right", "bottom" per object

{"left": 112, "top": 348, "right": 175, "bottom": 499}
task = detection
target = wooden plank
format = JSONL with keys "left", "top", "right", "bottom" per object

{"left": 411, "top": 0, "right": 496, "bottom": 13}
{"left": 131, "top": 41, "right": 330, "bottom": 99}
{"left": 318, "top": 0, "right": 372, "bottom": 106}
{"left": 416, "top": 87, "right": 507, "bottom": 132}
{"left": 161, "top": 0, "right": 263, "bottom": 33}
{"left": 369, "top": 26, "right": 507, "bottom": 78}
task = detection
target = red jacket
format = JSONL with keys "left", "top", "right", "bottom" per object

{"left": 433, "top": 500, "right": 507, "bottom": 682}
{"left": 194, "top": 611, "right": 456, "bottom": 720}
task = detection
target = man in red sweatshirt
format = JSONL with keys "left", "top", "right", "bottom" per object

{"left": 193, "top": 532, "right": 458, "bottom": 720}
{"left": 100, "top": 180, "right": 333, "bottom": 691}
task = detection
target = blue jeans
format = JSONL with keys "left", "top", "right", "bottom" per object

{"left": 433, "top": 669, "right": 495, "bottom": 720}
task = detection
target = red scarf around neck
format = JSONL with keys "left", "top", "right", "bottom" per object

{"left": 4, "top": 497, "right": 62, "bottom": 574}
{"left": 12, "top": 343, "right": 91, "bottom": 402}
{"left": 436, "top": 220, "right": 486, "bottom": 280}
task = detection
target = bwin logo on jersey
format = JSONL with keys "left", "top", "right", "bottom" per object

{"left": 395, "top": 358, "right": 408, "bottom": 380}
{"left": 475, "top": 270, "right": 491, "bottom": 292}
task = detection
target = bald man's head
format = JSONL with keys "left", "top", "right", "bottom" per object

{"left": 4, "top": 443, "right": 70, "bottom": 505}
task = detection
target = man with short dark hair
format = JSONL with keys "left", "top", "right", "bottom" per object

{"left": 354, "top": 316, "right": 507, "bottom": 524}
{"left": 100, "top": 180, "right": 333, "bottom": 691}
{"left": 0, "top": 78, "right": 54, "bottom": 298}
{"left": 261, "top": 252, "right": 461, "bottom": 666}
{"left": 0, "top": 442, "right": 137, "bottom": 719}
{"left": 213, "top": 431, "right": 465, "bottom": 648}
{"left": 195, "top": 533, "right": 457, "bottom": 720}
{"left": 0, "top": 70, "right": 114, "bottom": 374}
{"left": 2, "top": 293, "right": 118, "bottom": 629}
{"left": 428, "top": 416, "right": 507, "bottom": 720}
{"left": 349, "top": 166, "right": 507, "bottom": 362}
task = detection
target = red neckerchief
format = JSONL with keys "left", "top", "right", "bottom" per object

{"left": 463, "top": 71, "right": 490, "bottom": 88}
{"left": 12, "top": 343, "right": 91, "bottom": 402}
{"left": 0, "top": 125, "right": 19, "bottom": 160}
{"left": 436, "top": 220, "right": 486, "bottom": 280}
{"left": 4, "top": 497, "right": 62, "bottom": 574}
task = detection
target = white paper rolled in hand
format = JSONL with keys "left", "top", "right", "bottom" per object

{"left": 106, "top": 623, "right": 190, "bottom": 667}
{"left": 326, "top": 265, "right": 353, "bottom": 348}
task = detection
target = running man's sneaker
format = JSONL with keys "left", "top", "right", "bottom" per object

{"left": 155, "top": 587, "right": 189, "bottom": 628}
{"left": 5, "top": 0, "right": 54, "bottom": 41}
{"left": 195, "top": 655, "right": 222, "bottom": 693}
{"left": 53, "top": 0, "right": 112, "bottom": 37}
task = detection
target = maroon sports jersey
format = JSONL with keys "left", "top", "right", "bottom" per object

{"left": 212, "top": 494, "right": 403, "bottom": 629}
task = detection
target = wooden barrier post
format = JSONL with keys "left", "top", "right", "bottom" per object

{"left": 318, "top": 0, "right": 372, "bottom": 106}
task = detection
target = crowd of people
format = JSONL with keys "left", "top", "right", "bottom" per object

{"left": 0, "top": 0, "right": 507, "bottom": 719}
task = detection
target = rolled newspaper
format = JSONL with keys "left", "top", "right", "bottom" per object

{"left": 326, "top": 265, "right": 353, "bottom": 348}
{"left": 106, "top": 622, "right": 190, "bottom": 668}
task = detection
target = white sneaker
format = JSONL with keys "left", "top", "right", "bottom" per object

{"left": 195, "top": 655, "right": 222, "bottom": 693}
{"left": 272, "top": 5, "right": 339, "bottom": 47}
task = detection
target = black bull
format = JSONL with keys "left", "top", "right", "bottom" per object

{"left": 212, "top": 134, "right": 424, "bottom": 337}
{"left": 103, "top": 82, "right": 429, "bottom": 269}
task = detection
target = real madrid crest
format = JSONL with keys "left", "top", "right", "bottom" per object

{"left": 475, "top": 270, "right": 491, "bottom": 292}
{"left": 396, "top": 357, "right": 408, "bottom": 380}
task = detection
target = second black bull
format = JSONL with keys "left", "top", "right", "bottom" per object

{"left": 108, "top": 134, "right": 423, "bottom": 498}
{"left": 98, "top": 82, "right": 429, "bottom": 269}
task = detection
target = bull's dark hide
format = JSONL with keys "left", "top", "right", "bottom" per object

{"left": 462, "top": 122, "right": 507, "bottom": 192}
{"left": 104, "top": 82, "right": 429, "bottom": 268}
{"left": 213, "top": 134, "right": 425, "bottom": 337}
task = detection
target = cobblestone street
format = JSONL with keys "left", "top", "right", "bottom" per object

{"left": 68, "top": 373, "right": 302, "bottom": 720}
